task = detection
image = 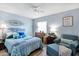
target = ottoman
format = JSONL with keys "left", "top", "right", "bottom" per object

{"left": 47, "top": 44, "right": 59, "bottom": 56}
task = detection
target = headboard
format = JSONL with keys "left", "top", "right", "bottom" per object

{"left": 6, "top": 28, "right": 26, "bottom": 38}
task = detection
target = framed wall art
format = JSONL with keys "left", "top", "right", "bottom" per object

{"left": 6, "top": 20, "right": 24, "bottom": 26}
{"left": 63, "top": 16, "right": 73, "bottom": 27}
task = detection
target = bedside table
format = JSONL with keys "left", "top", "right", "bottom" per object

{"left": 0, "top": 40, "right": 5, "bottom": 50}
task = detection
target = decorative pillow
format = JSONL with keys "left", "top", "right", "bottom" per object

{"left": 6, "top": 32, "right": 14, "bottom": 39}
{"left": 18, "top": 32, "right": 26, "bottom": 38}
{"left": 13, "top": 32, "right": 19, "bottom": 39}
{"left": 6, "top": 34, "right": 13, "bottom": 39}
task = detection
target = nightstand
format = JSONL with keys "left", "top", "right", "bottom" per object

{"left": 0, "top": 40, "right": 5, "bottom": 50}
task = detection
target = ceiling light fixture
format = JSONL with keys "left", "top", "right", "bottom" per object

{"left": 31, "top": 5, "right": 44, "bottom": 13}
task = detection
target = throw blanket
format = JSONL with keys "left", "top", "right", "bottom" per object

{"left": 59, "top": 45, "right": 72, "bottom": 56}
{"left": 5, "top": 39, "right": 26, "bottom": 54}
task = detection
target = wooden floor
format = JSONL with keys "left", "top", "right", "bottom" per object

{"left": 0, "top": 45, "right": 79, "bottom": 56}
{"left": 0, "top": 46, "right": 47, "bottom": 56}
{"left": 0, "top": 49, "right": 8, "bottom": 56}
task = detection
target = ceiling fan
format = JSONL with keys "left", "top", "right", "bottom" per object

{"left": 31, "top": 5, "right": 44, "bottom": 13}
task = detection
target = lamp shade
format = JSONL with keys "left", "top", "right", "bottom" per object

{"left": 0, "top": 24, "right": 7, "bottom": 28}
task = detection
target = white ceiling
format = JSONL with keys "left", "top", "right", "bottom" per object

{"left": 0, "top": 3, "right": 79, "bottom": 19}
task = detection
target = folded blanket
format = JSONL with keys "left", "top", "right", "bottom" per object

{"left": 59, "top": 45, "right": 72, "bottom": 56}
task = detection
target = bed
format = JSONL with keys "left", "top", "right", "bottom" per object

{"left": 5, "top": 37, "right": 43, "bottom": 56}
{"left": 4, "top": 30, "right": 43, "bottom": 56}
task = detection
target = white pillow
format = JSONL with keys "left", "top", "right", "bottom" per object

{"left": 6, "top": 31, "right": 13, "bottom": 38}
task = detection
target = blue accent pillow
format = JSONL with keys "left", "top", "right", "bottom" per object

{"left": 18, "top": 32, "right": 26, "bottom": 38}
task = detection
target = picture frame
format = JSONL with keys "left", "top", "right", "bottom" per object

{"left": 63, "top": 16, "right": 73, "bottom": 27}
{"left": 6, "top": 20, "right": 24, "bottom": 26}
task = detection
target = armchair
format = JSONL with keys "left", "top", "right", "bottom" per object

{"left": 47, "top": 34, "right": 79, "bottom": 56}
{"left": 59, "top": 34, "right": 79, "bottom": 55}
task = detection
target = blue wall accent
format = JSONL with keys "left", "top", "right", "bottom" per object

{"left": 33, "top": 8, "right": 79, "bottom": 37}
{"left": 0, "top": 11, "right": 33, "bottom": 36}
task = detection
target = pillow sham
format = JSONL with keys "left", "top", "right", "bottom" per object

{"left": 6, "top": 31, "right": 14, "bottom": 39}
{"left": 13, "top": 32, "right": 19, "bottom": 39}
{"left": 6, "top": 34, "right": 13, "bottom": 39}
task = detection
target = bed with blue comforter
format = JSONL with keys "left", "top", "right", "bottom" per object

{"left": 5, "top": 37, "right": 43, "bottom": 56}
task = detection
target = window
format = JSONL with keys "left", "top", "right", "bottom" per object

{"left": 37, "top": 21, "right": 47, "bottom": 33}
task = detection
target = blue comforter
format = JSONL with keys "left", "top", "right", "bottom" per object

{"left": 5, "top": 37, "right": 43, "bottom": 56}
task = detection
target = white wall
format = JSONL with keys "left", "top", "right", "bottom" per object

{"left": 0, "top": 11, "right": 33, "bottom": 36}
{"left": 33, "top": 8, "right": 79, "bottom": 37}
